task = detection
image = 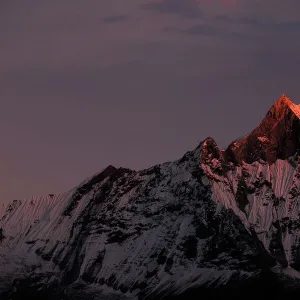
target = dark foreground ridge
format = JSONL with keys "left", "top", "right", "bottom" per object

{"left": 3, "top": 271, "right": 300, "bottom": 300}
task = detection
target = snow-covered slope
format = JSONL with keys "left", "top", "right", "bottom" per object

{"left": 1, "top": 94, "right": 300, "bottom": 299}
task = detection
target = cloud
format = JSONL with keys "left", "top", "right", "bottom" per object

{"left": 142, "top": 0, "right": 203, "bottom": 19}
{"left": 215, "top": 14, "right": 263, "bottom": 25}
{"left": 212, "top": 0, "right": 300, "bottom": 24}
{"left": 101, "top": 14, "right": 130, "bottom": 23}
{"left": 184, "top": 24, "right": 243, "bottom": 38}
{"left": 213, "top": 12, "right": 300, "bottom": 37}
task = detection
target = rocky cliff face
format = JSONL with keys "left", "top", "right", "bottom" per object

{"left": 1, "top": 95, "right": 300, "bottom": 299}
{"left": 225, "top": 94, "right": 300, "bottom": 165}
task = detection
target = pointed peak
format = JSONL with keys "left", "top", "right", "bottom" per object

{"left": 274, "top": 94, "right": 292, "bottom": 106}
{"left": 103, "top": 165, "right": 117, "bottom": 172}
{"left": 203, "top": 137, "right": 217, "bottom": 146}
{"left": 201, "top": 137, "right": 222, "bottom": 156}
{"left": 280, "top": 93, "right": 290, "bottom": 100}
{"left": 224, "top": 94, "right": 300, "bottom": 165}
{"left": 271, "top": 94, "right": 300, "bottom": 119}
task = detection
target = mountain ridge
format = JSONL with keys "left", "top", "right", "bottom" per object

{"left": 1, "top": 95, "right": 300, "bottom": 299}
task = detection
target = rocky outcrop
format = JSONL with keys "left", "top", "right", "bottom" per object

{"left": 224, "top": 94, "right": 300, "bottom": 165}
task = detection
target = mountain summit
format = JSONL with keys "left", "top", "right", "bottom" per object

{"left": 1, "top": 95, "right": 300, "bottom": 299}
{"left": 271, "top": 94, "right": 300, "bottom": 119}
{"left": 225, "top": 94, "right": 300, "bottom": 164}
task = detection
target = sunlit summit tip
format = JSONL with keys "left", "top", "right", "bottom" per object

{"left": 277, "top": 93, "right": 292, "bottom": 104}
{"left": 273, "top": 93, "right": 300, "bottom": 119}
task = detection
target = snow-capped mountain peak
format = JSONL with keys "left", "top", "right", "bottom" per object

{"left": 275, "top": 93, "right": 292, "bottom": 105}
{"left": 2, "top": 95, "right": 300, "bottom": 299}
{"left": 224, "top": 95, "right": 300, "bottom": 165}
{"left": 271, "top": 94, "right": 300, "bottom": 119}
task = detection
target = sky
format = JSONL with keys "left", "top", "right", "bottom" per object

{"left": 1, "top": 0, "right": 300, "bottom": 203}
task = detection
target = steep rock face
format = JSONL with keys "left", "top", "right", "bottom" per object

{"left": 1, "top": 95, "right": 300, "bottom": 299}
{"left": 225, "top": 94, "right": 300, "bottom": 165}
{"left": 203, "top": 95, "right": 300, "bottom": 270}
{"left": 0, "top": 147, "right": 269, "bottom": 299}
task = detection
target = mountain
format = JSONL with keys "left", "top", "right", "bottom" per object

{"left": 1, "top": 94, "right": 300, "bottom": 299}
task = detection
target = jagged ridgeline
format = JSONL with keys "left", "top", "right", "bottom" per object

{"left": 1, "top": 95, "right": 300, "bottom": 299}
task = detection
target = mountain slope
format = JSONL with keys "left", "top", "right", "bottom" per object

{"left": 1, "top": 95, "right": 300, "bottom": 299}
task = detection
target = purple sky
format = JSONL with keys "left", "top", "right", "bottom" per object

{"left": 1, "top": 0, "right": 300, "bottom": 203}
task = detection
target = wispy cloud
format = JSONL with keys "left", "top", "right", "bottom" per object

{"left": 142, "top": 0, "right": 203, "bottom": 19}
{"left": 184, "top": 24, "right": 243, "bottom": 38}
{"left": 102, "top": 14, "right": 130, "bottom": 23}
